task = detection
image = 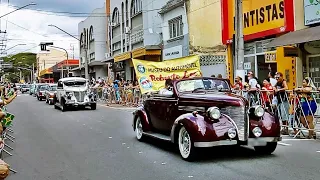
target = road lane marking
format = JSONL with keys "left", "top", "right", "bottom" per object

{"left": 282, "top": 139, "right": 314, "bottom": 141}
{"left": 278, "top": 142, "right": 291, "bottom": 146}
{"left": 317, "top": 151, "right": 320, "bottom": 153}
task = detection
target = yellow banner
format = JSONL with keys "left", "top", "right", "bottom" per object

{"left": 132, "top": 55, "right": 202, "bottom": 94}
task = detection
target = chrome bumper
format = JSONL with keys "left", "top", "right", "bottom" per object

{"left": 247, "top": 137, "right": 282, "bottom": 146}
{"left": 194, "top": 140, "right": 237, "bottom": 148}
{"left": 65, "top": 100, "right": 94, "bottom": 106}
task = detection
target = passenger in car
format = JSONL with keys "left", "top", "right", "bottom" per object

{"left": 159, "top": 79, "right": 173, "bottom": 96}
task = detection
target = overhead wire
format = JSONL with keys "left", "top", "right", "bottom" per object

{"left": 3, "top": 0, "right": 219, "bottom": 54}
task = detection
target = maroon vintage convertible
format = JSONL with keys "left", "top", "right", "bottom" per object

{"left": 132, "top": 77, "right": 281, "bottom": 161}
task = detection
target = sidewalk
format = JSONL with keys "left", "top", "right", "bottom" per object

{"left": 288, "top": 123, "right": 320, "bottom": 139}
{"left": 98, "top": 102, "right": 137, "bottom": 111}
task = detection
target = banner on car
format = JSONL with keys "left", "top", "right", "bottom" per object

{"left": 132, "top": 55, "right": 202, "bottom": 94}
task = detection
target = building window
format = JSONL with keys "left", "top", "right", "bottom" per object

{"left": 169, "top": 16, "right": 183, "bottom": 39}
{"left": 89, "top": 26, "right": 94, "bottom": 41}
{"left": 112, "top": 8, "right": 120, "bottom": 25}
{"left": 131, "top": 0, "right": 142, "bottom": 17}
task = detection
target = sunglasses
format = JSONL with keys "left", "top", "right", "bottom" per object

{"left": 275, "top": 77, "right": 280, "bottom": 79}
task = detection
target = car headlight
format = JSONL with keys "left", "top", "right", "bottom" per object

{"left": 252, "top": 127, "right": 262, "bottom": 137}
{"left": 66, "top": 92, "right": 73, "bottom": 97}
{"left": 227, "top": 128, "right": 237, "bottom": 139}
{"left": 254, "top": 105, "right": 265, "bottom": 117}
{"left": 207, "top": 107, "right": 221, "bottom": 120}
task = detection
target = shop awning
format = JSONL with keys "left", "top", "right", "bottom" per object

{"left": 132, "top": 45, "right": 162, "bottom": 59}
{"left": 89, "top": 60, "right": 106, "bottom": 66}
{"left": 39, "top": 68, "right": 53, "bottom": 76}
{"left": 267, "top": 26, "right": 320, "bottom": 48}
{"left": 51, "top": 59, "right": 80, "bottom": 72}
{"left": 114, "top": 52, "right": 131, "bottom": 62}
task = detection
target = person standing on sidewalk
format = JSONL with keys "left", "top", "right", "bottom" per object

{"left": 274, "top": 72, "right": 289, "bottom": 135}
{"left": 295, "top": 77, "right": 317, "bottom": 139}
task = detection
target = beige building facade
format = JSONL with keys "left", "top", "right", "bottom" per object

{"left": 36, "top": 48, "right": 67, "bottom": 77}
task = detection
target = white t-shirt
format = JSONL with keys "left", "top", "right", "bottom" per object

{"left": 270, "top": 78, "right": 277, "bottom": 87}
{"left": 249, "top": 78, "right": 258, "bottom": 88}
{"left": 159, "top": 88, "right": 173, "bottom": 96}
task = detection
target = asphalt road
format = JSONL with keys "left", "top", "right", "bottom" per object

{"left": 3, "top": 94, "right": 320, "bottom": 180}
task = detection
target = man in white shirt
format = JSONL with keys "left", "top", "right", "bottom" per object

{"left": 248, "top": 71, "right": 258, "bottom": 89}
{"left": 159, "top": 79, "right": 173, "bottom": 96}
{"left": 268, "top": 72, "right": 277, "bottom": 86}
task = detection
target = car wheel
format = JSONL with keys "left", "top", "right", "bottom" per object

{"left": 90, "top": 103, "right": 97, "bottom": 110}
{"left": 135, "top": 117, "right": 144, "bottom": 141}
{"left": 254, "top": 142, "right": 277, "bottom": 155}
{"left": 178, "top": 126, "right": 197, "bottom": 161}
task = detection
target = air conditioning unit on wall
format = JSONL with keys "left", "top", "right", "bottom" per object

{"left": 125, "top": 27, "right": 131, "bottom": 34}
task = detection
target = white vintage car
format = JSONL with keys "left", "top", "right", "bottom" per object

{"left": 53, "top": 77, "right": 97, "bottom": 111}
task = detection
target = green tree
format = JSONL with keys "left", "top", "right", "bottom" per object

{"left": 2, "top": 53, "right": 36, "bottom": 82}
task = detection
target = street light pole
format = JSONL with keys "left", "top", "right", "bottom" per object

{"left": 234, "top": 0, "right": 245, "bottom": 80}
{"left": 48, "top": 24, "right": 89, "bottom": 79}
{"left": 48, "top": 45, "right": 69, "bottom": 77}
{"left": 0, "top": 43, "right": 26, "bottom": 55}
{"left": 0, "top": 2, "right": 36, "bottom": 19}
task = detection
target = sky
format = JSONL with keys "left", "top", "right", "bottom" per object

{"left": 0, "top": 0, "right": 105, "bottom": 59}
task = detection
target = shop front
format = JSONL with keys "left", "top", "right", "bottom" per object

{"left": 38, "top": 68, "right": 54, "bottom": 83}
{"left": 267, "top": 0, "right": 320, "bottom": 89}
{"left": 221, "top": 0, "right": 295, "bottom": 87}
{"left": 113, "top": 52, "right": 131, "bottom": 80}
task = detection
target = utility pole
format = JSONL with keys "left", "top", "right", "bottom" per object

{"left": 234, "top": 0, "right": 245, "bottom": 80}
{"left": 32, "top": 63, "right": 35, "bottom": 83}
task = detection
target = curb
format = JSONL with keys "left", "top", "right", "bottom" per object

{"left": 288, "top": 128, "right": 320, "bottom": 140}
{"left": 98, "top": 104, "right": 136, "bottom": 111}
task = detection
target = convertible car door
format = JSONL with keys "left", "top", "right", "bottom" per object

{"left": 147, "top": 96, "right": 178, "bottom": 132}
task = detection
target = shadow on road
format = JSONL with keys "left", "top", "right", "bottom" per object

{"left": 141, "top": 136, "right": 278, "bottom": 163}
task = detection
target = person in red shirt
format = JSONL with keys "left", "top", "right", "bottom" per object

{"left": 261, "top": 78, "right": 274, "bottom": 107}
{"left": 233, "top": 76, "right": 243, "bottom": 90}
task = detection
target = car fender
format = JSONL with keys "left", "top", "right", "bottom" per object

{"left": 170, "top": 113, "right": 206, "bottom": 144}
{"left": 132, "top": 106, "right": 151, "bottom": 132}
{"left": 171, "top": 113, "right": 237, "bottom": 143}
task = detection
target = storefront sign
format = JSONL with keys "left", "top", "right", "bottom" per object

{"left": 265, "top": 51, "right": 277, "bottom": 63}
{"left": 221, "top": 0, "right": 294, "bottom": 44}
{"left": 304, "top": 0, "right": 320, "bottom": 25}
{"left": 304, "top": 41, "right": 320, "bottom": 54}
{"left": 163, "top": 45, "right": 183, "bottom": 60}
{"left": 132, "top": 55, "right": 202, "bottom": 94}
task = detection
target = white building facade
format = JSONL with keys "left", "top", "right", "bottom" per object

{"left": 75, "top": 7, "right": 108, "bottom": 80}
{"left": 108, "top": 0, "right": 170, "bottom": 81}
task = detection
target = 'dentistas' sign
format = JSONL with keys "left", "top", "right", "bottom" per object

{"left": 221, "top": 0, "right": 294, "bottom": 44}
{"left": 132, "top": 55, "right": 202, "bottom": 94}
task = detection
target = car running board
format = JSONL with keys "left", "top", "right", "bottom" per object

{"left": 143, "top": 132, "right": 171, "bottom": 141}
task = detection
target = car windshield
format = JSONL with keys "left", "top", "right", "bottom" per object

{"left": 39, "top": 86, "right": 47, "bottom": 90}
{"left": 176, "top": 79, "right": 230, "bottom": 93}
{"left": 64, "top": 81, "right": 86, "bottom": 87}
{"left": 50, "top": 86, "right": 57, "bottom": 91}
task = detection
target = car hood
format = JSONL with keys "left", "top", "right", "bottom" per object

{"left": 179, "top": 92, "right": 247, "bottom": 106}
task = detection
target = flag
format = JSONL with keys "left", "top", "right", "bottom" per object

{"left": 2, "top": 112, "right": 14, "bottom": 127}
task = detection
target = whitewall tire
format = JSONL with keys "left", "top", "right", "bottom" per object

{"left": 135, "top": 117, "right": 144, "bottom": 141}
{"left": 178, "top": 126, "right": 196, "bottom": 161}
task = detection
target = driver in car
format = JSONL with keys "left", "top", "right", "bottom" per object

{"left": 159, "top": 79, "right": 173, "bottom": 96}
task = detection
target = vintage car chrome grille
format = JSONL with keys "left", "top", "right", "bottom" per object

{"left": 73, "top": 91, "right": 85, "bottom": 102}
{"left": 220, "top": 106, "right": 248, "bottom": 141}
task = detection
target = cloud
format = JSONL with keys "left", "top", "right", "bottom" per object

{"left": 0, "top": 4, "right": 101, "bottom": 59}
{"left": 9, "top": 0, "right": 105, "bottom": 13}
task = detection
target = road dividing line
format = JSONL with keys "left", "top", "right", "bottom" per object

{"left": 317, "top": 151, "right": 320, "bottom": 153}
{"left": 282, "top": 139, "right": 314, "bottom": 141}
{"left": 278, "top": 142, "right": 291, "bottom": 146}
